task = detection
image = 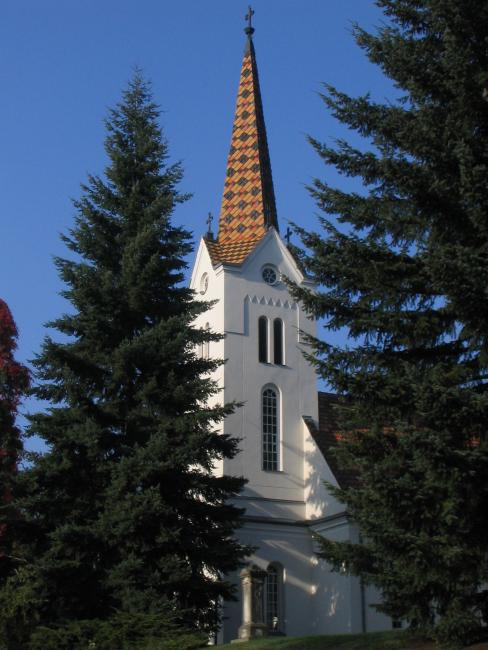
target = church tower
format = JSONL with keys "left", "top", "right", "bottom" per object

{"left": 190, "top": 10, "right": 391, "bottom": 643}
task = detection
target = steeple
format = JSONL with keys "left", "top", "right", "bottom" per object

{"left": 206, "top": 9, "right": 278, "bottom": 266}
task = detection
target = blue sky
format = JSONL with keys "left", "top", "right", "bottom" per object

{"left": 1, "top": 1, "right": 392, "bottom": 448}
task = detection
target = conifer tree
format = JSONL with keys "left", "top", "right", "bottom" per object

{"left": 292, "top": 0, "right": 488, "bottom": 643}
{"left": 9, "top": 74, "right": 247, "bottom": 640}
{"left": 0, "top": 300, "right": 29, "bottom": 581}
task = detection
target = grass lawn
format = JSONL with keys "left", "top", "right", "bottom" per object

{"left": 220, "top": 629, "right": 436, "bottom": 650}
{"left": 219, "top": 629, "right": 488, "bottom": 649}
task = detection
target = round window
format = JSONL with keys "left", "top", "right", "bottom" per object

{"left": 200, "top": 273, "right": 209, "bottom": 295}
{"left": 262, "top": 265, "right": 278, "bottom": 285}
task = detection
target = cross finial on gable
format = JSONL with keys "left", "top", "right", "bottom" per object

{"left": 206, "top": 212, "right": 214, "bottom": 239}
{"left": 285, "top": 226, "right": 292, "bottom": 245}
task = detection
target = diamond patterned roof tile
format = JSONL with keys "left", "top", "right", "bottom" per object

{"left": 206, "top": 31, "right": 278, "bottom": 267}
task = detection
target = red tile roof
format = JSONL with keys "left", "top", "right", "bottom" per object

{"left": 305, "top": 392, "right": 358, "bottom": 489}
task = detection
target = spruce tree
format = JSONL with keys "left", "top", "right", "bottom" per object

{"left": 9, "top": 74, "right": 247, "bottom": 640}
{"left": 292, "top": 0, "right": 488, "bottom": 644}
{"left": 0, "top": 300, "right": 29, "bottom": 581}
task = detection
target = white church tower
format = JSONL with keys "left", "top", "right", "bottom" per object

{"left": 190, "top": 11, "right": 391, "bottom": 644}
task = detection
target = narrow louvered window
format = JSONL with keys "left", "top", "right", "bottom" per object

{"left": 258, "top": 316, "right": 268, "bottom": 363}
{"left": 203, "top": 323, "right": 210, "bottom": 359}
{"left": 199, "top": 323, "right": 210, "bottom": 359}
{"left": 273, "top": 318, "right": 283, "bottom": 365}
{"left": 262, "top": 387, "right": 279, "bottom": 471}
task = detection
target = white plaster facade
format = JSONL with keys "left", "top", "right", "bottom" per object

{"left": 186, "top": 19, "right": 394, "bottom": 642}
{"left": 189, "top": 229, "right": 391, "bottom": 643}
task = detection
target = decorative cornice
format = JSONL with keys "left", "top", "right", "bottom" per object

{"left": 245, "top": 294, "right": 298, "bottom": 310}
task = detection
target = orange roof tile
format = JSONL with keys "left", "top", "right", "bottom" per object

{"left": 205, "top": 236, "right": 260, "bottom": 266}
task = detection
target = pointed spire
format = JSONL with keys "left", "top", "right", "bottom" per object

{"left": 211, "top": 9, "right": 278, "bottom": 263}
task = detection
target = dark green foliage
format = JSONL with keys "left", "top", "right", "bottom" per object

{"left": 27, "top": 611, "right": 207, "bottom": 650}
{"left": 0, "top": 566, "right": 42, "bottom": 649}
{"left": 3, "top": 73, "right": 248, "bottom": 645}
{"left": 292, "top": 0, "right": 488, "bottom": 644}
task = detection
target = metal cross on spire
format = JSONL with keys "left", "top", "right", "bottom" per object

{"left": 245, "top": 5, "right": 255, "bottom": 37}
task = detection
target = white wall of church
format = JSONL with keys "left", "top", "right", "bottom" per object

{"left": 191, "top": 229, "right": 393, "bottom": 643}
{"left": 220, "top": 520, "right": 315, "bottom": 643}
{"left": 218, "top": 230, "right": 318, "bottom": 504}
{"left": 304, "top": 422, "right": 348, "bottom": 521}
{"left": 364, "top": 585, "right": 392, "bottom": 632}
{"left": 219, "top": 518, "right": 390, "bottom": 643}
{"left": 189, "top": 239, "right": 226, "bottom": 476}
{"left": 310, "top": 517, "right": 364, "bottom": 635}
{"left": 190, "top": 238, "right": 226, "bottom": 368}
{"left": 310, "top": 521, "right": 392, "bottom": 635}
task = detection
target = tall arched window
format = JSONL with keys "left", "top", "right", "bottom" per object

{"left": 266, "top": 563, "right": 284, "bottom": 633}
{"left": 262, "top": 386, "right": 279, "bottom": 471}
{"left": 258, "top": 316, "right": 268, "bottom": 363}
{"left": 273, "top": 318, "right": 284, "bottom": 365}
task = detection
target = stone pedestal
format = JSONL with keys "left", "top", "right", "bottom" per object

{"left": 232, "top": 564, "right": 268, "bottom": 642}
